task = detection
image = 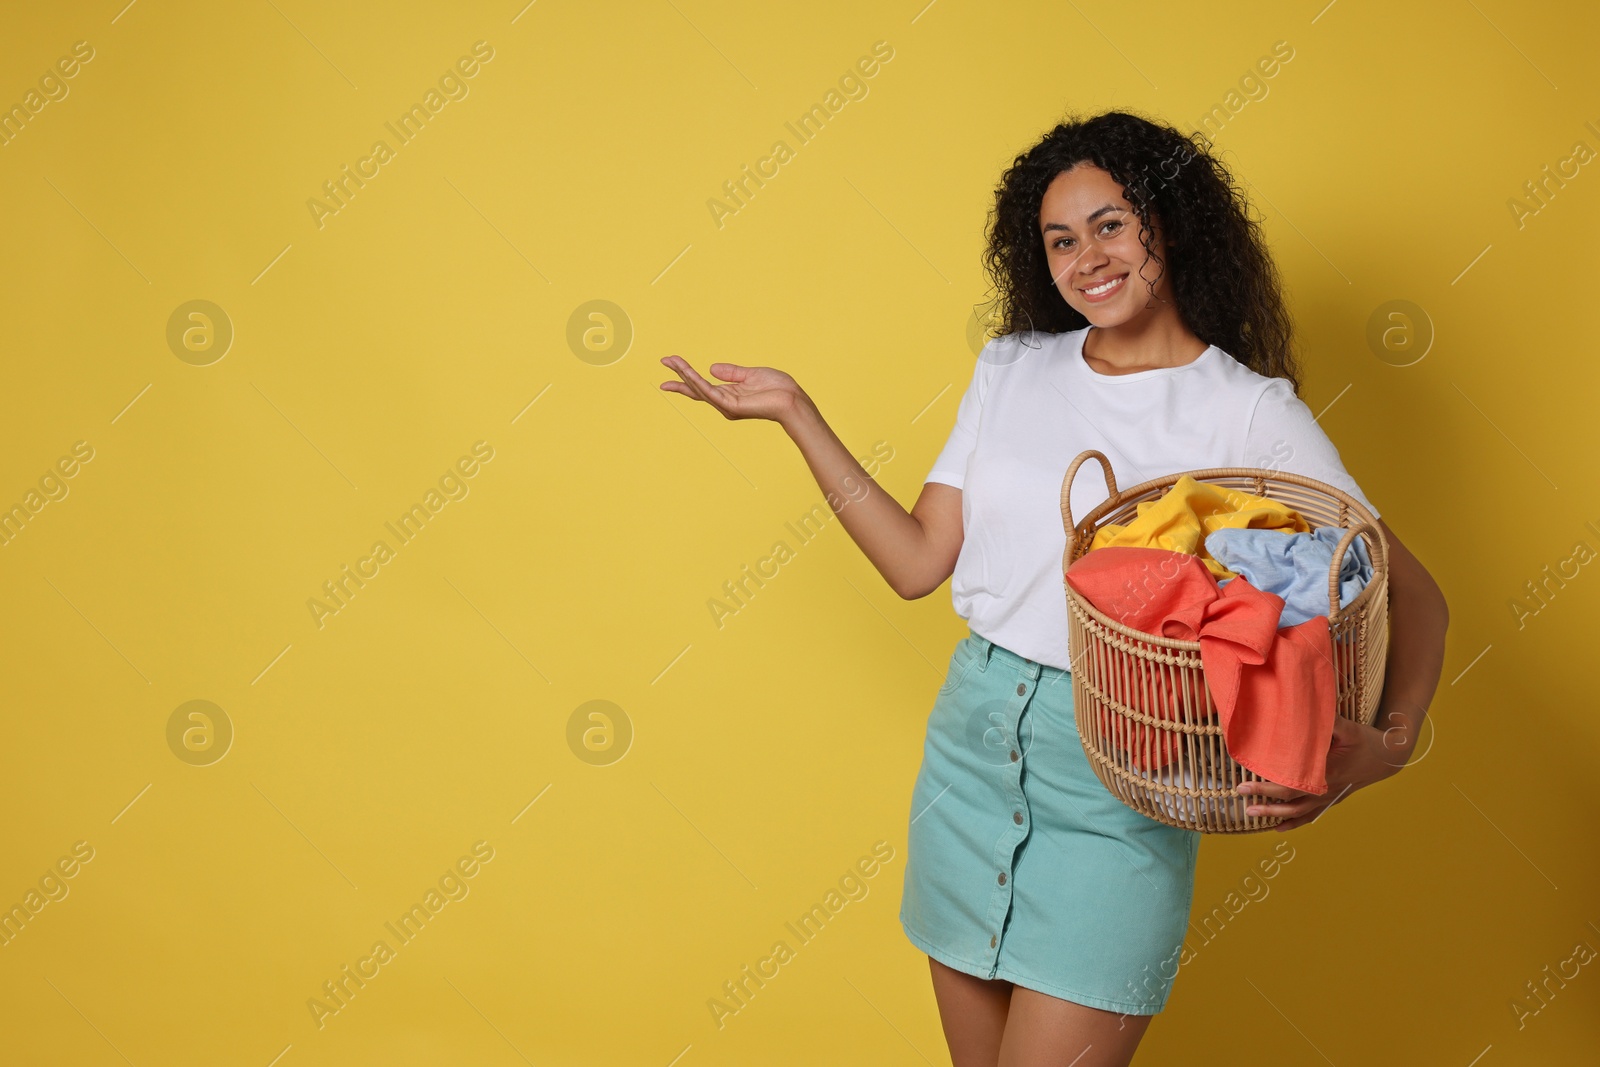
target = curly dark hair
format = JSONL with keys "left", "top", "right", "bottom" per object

{"left": 979, "top": 108, "right": 1302, "bottom": 391}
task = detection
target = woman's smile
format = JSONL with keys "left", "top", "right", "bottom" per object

{"left": 1079, "top": 272, "right": 1128, "bottom": 302}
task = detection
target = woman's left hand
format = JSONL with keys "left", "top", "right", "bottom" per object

{"left": 1235, "top": 717, "right": 1402, "bottom": 831}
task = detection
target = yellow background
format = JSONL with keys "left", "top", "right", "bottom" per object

{"left": 2, "top": 1, "right": 1596, "bottom": 1063}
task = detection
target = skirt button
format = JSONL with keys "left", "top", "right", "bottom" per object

{"left": 1016, "top": 683, "right": 1026, "bottom": 696}
{"left": 998, "top": 872, "right": 1007, "bottom": 886}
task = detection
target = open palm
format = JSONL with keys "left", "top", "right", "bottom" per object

{"left": 659, "top": 356, "right": 805, "bottom": 424}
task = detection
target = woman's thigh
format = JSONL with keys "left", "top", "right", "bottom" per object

{"left": 926, "top": 957, "right": 1154, "bottom": 1067}
{"left": 998, "top": 985, "right": 1153, "bottom": 1067}
{"left": 927, "top": 958, "right": 1012, "bottom": 1067}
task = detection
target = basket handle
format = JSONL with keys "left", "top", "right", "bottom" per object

{"left": 1326, "top": 522, "right": 1382, "bottom": 619}
{"left": 1061, "top": 450, "right": 1118, "bottom": 557}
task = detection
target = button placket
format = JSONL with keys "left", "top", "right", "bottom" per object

{"left": 984, "top": 658, "right": 1041, "bottom": 973}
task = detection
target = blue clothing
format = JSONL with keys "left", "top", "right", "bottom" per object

{"left": 901, "top": 629, "right": 1200, "bottom": 1015}
{"left": 1206, "top": 526, "right": 1374, "bottom": 628}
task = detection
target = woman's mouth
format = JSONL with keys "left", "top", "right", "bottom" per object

{"left": 1079, "top": 273, "right": 1127, "bottom": 303}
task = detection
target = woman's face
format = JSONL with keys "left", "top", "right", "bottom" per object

{"left": 1039, "top": 163, "right": 1173, "bottom": 327}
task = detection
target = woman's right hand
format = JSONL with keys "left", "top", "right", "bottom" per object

{"left": 659, "top": 356, "right": 810, "bottom": 427}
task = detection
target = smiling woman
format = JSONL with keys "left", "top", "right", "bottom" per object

{"left": 901, "top": 110, "right": 1447, "bottom": 1065}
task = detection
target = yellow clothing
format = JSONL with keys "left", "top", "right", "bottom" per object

{"left": 1088, "top": 475, "right": 1310, "bottom": 580}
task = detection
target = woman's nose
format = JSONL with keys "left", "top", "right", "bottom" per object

{"left": 1075, "top": 248, "right": 1110, "bottom": 276}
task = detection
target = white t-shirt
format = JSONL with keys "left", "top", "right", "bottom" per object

{"left": 926, "top": 326, "right": 1381, "bottom": 672}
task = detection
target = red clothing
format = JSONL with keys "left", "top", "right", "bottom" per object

{"left": 1064, "top": 546, "right": 1337, "bottom": 794}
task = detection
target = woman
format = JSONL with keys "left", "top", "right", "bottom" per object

{"left": 660, "top": 109, "right": 1448, "bottom": 1066}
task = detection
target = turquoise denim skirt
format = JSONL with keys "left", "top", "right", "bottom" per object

{"left": 900, "top": 629, "right": 1201, "bottom": 1015}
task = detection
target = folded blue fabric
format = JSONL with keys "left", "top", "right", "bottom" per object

{"left": 1207, "top": 526, "right": 1374, "bottom": 628}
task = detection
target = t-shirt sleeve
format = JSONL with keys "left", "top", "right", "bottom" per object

{"left": 1244, "top": 377, "right": 1381, "bottom": 520}
{"left": 925, "top": 342, "right": 994, "bottom": 489}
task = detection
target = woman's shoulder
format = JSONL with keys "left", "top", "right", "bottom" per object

{"left": 1204, "top": 343, "right": 1289, "bottom": 398}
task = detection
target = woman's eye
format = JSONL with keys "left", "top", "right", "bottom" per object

{"left": 1101, "top": 220, "right": 1122, "bottom": 234}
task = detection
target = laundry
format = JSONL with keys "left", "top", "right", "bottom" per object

{"left": 1146, "top": 763, "right": 1232, "bottom": 822}
{"left": 1089, "top": 475, "right": 1311, "bottom": 581}
{"left": 1207, "top": 526, "right": 1375, "bottom": 629}
{"left": 1064, "top": 546, "right": 1337, "bottom": 794}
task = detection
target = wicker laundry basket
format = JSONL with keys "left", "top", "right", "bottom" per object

{"left": 1060, "top": 450, "right": 1390, "bottom": 834}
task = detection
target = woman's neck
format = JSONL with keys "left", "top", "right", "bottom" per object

{"left": 1081, "top": 315, "right": 1208, "bottom": 375}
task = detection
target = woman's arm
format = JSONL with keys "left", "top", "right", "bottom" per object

{"left": 782, "top": 395, "right": 963, "bottom": 600}
{"left": 1239, "top": 517, "right": 1450, "bottom": 829}
{"left": 659, "top": 356, "right": 963, "bottom": 600}
{"left": 1367, "top": 518, "right": 1451, "bottom": 766}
